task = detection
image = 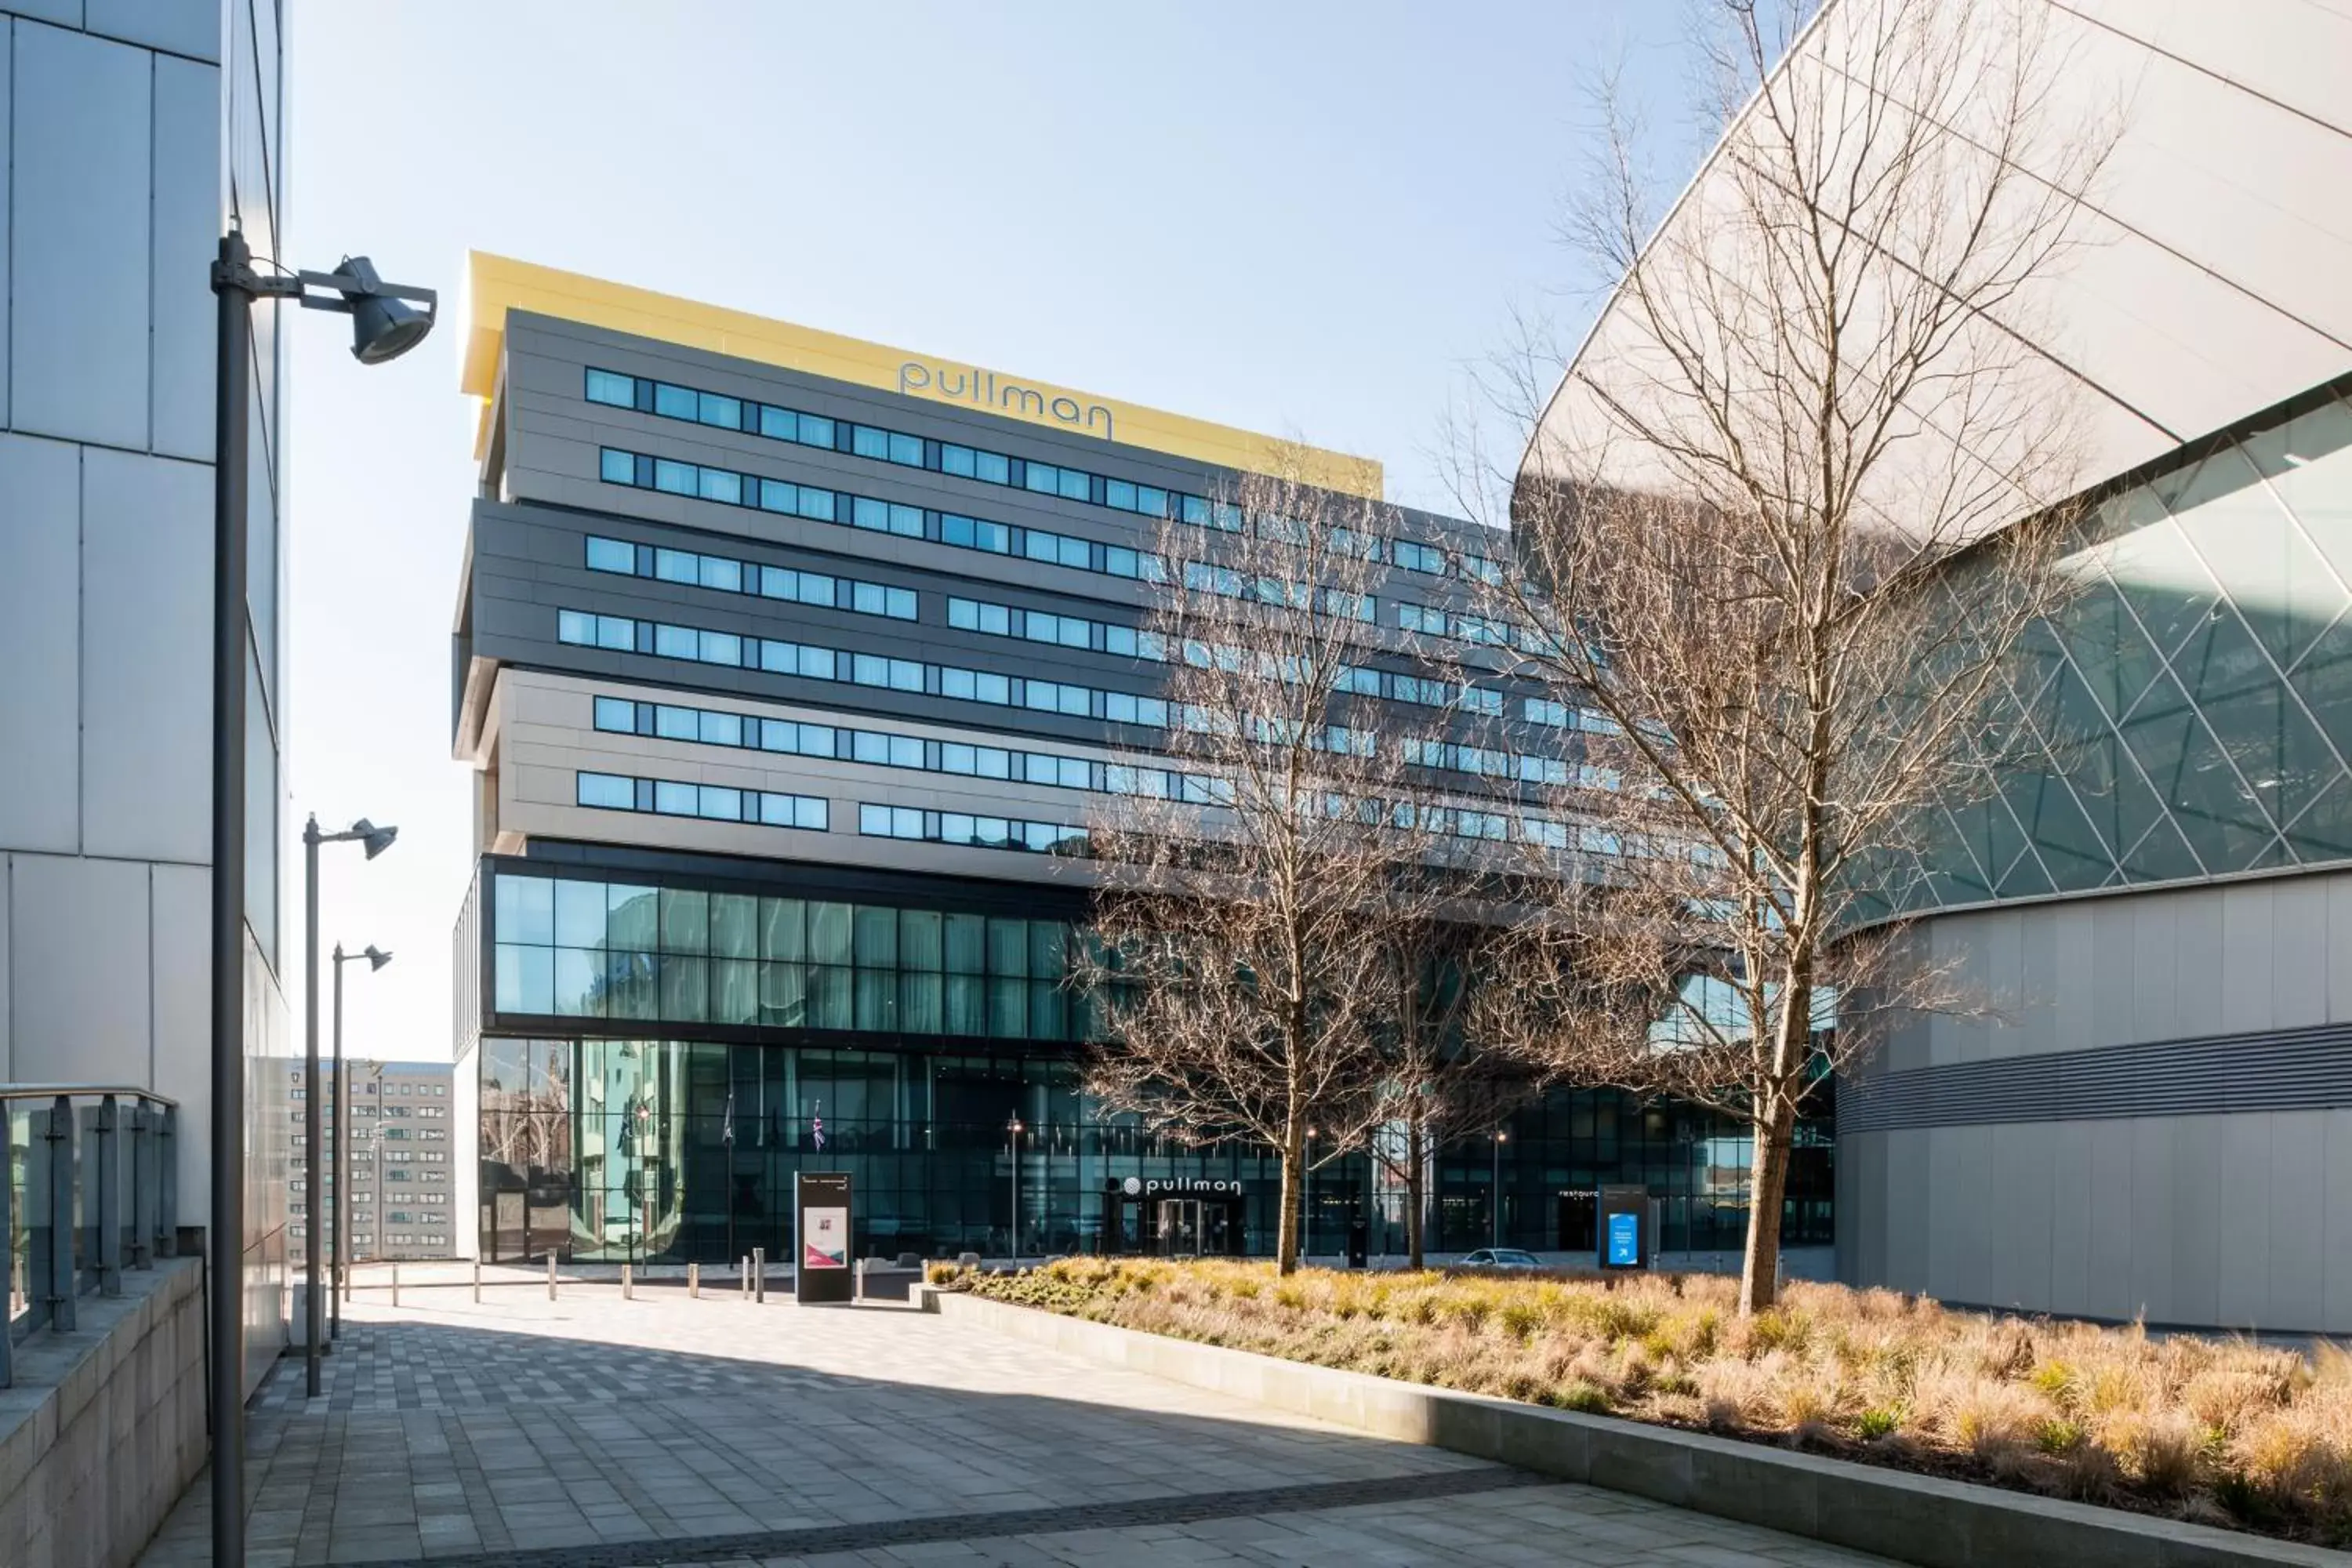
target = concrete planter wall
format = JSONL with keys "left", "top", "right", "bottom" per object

{"left": 924, "top": 1287, "right": 2346, "bottom": 1568}
{"left": 0, "top": 1258, "right": 208, "bottom": 1568}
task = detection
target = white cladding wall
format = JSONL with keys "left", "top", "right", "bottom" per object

{"left": 0, "top": 1, "right": 293, "bottom": 1381}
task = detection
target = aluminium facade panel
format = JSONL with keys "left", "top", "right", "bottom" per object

{"left": 7, "top": 20, "right": 149, "bottom": 448}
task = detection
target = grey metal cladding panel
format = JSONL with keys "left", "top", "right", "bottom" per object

{"left": 149, "top": 53, "right": 220, "bottom": 461}
{"left": 0, "top": 21, "right": 9, "bottom": 429}
{"left": 87, "top": 0, "right": 219, "bottom": 59}
{"left": 1838, "top": 1018, "right": 2352, "bottom": 1131}
{"left": 1, "top": 3, "right": 83, "bottom": 30}
{"left": 9, "top": 22, "right": 150, "bottom": 448}
{"left": 0, "top": 434, "right": 82, "bottom": 851}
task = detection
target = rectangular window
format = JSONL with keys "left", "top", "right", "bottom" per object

{"left": 598, "top": 448, "right": 635, "bottom": 485}
{"left": 577, "top": 772, "right": 633, "bottom": 810}
{"left": 851, "top": 426, "right": 889, "bottom": 461}
{"left": 887, "top": 431, "right": 923, "bottom": 467}
{"left": 941, "top": 444, "right": 976, "bottom": 478}
{"left": 653, "top": 383, "right": 698, "bottom": 420}
{"left": 698, "top": 392, "right": 742, "bottom": 430}
{"left": 653, "top": 459, "right": 696, "bottom": 496}
{"left": 592, "top": 695, "right": 634, "bottom": 733}
{"left": 585, "top": 535, "right": 633, "bottom": 574}
{"left": 698, "top": 468, "right": 742, "bottom": 506}
{"left": 797, "top": 487, "right": 837, "bottom": 522}
{"left": 585, "top": 368, "right": 634, "bottom": 407}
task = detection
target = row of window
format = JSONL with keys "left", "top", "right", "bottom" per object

{"left": 1180, "top": 561, "right": 1377, "bottom": 624}
{"left": 1524, "top": 698, "right": 1624, "bottom": 734}
{"left": 556, "top": 605, "right": 1173, "bottom": 728}
{"left": 584, "top": 366, "right": 1501, "bottom": 582}
{"left": 586, "top": 535, "right": 917, "bottom": 622}
{"left": 575, "top": 771, "right": 830, "bottom": 830}
{"left": 591, "top": 693, "right": 1206, "bottom": 800}
{"left": 941, "top": 510, "right": 1165, "bottom": 583}
{"left": 858, "top": 804, "right": 1091, "bottom": 856}
{"left": 1403, "top": 736, "right": 1622, "bottom": 793}
{"left": 948, "top": 596, "right": 1164, "bottom": 661}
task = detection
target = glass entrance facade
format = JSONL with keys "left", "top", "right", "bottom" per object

{"left": 466, "top": 857, "right": 1831, "bottom": 1263}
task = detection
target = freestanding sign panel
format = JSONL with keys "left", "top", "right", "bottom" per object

{"left": 1597, "top": 1183, "right": 1650, "bottom": 1271}
{"left": 794, "top": 1171, "right": 854, "bottom": 1305}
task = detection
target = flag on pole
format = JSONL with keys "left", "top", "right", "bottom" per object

{"left": 811, "top": 1101, "right": 826, "bottom": 1151}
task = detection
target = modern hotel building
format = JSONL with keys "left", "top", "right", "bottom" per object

{"left": 1524, "top": 0, "right": 2352, "bottom": 1330}
{"left": 448, "top": 256, "right": 1831, "bottom": 1266}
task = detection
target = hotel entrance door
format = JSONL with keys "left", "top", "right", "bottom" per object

{"left": 1156, "top": 1198, "right": 1234, "bottom": 1258}
{"left": 1103, "top": 1178, "right": 1247, "bottom": 1254}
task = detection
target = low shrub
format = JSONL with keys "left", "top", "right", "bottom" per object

{"left": 936, "top": 1258, "right": 2352, "bottom": 1545}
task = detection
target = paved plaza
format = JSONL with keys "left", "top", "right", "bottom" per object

{"left": 139, "top": 1271, "right": 1893, "bottom": 1566}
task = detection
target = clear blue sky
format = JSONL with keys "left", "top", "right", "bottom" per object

{"left": 285, "top": 1, "right": 1693, "bottom": 1062}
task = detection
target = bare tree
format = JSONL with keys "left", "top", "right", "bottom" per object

{"left": 1452, "top": 0, "right": 2115, "bottom": 1312}
{"left": 1080, "top": 452, "right": 1488, "bottom": 1275}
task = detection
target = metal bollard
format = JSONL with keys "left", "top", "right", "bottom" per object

{"left": 391, "top": 1265, "right": 400, "bottom": 1308}
{"left": 548, "top": 1253, "right": 558, "bottom": 1301}
{"left": 622, "top": 1263, "right": 633, "bottom": 1301}
{"left": 473, "top": 1261, "right": 481, "bottom": 1304}
{"left": 753, "top": 1247, "right": 766, "bottom": 1303}
{"left": 688, "top": 1262, "right": 700, "bottom": 1299}
{"left": 740, "top": 1255, "right": 750, "bottom": 1298}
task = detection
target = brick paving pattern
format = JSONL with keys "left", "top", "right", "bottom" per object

{"left": 139, "top": 1273, "right": 1893, "bottom": 1566}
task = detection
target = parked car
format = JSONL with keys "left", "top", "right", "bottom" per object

{"left": 1455, "top": 1247, "right": 1543, "bottom": 1270}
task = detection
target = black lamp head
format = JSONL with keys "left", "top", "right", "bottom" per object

{"left": 363, "top": 946, "right": 393, "bottom": 972}
{"left": 351, "top": 818, "right": 398, "bottom": 859}
{"left": 337, "top": 256, "right": 434, "bottom": 365}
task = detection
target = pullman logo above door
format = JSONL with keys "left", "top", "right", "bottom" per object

{"left": 900, "top": 361, "right": 1116, "bottom": 441}
{"left": 1115, "top": 1177, "right": 1241, "bottom": 1197}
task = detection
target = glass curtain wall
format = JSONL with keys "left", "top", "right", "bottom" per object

{"left": 491, "top": 872, "right": 1087, "bottom": 1041}
{"left": 1882, "top": 390, "right": 2352, "bottom": 916}
{"left": 477, "top": 1036, "right": 1321, "bottom": 1263}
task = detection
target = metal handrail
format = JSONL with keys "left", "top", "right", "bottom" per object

{"left": 1, "top": 1085, "right": 180, "bottom": 1388}
{"left": 0, "top": 1084, "right": 179, "bottom": 1105}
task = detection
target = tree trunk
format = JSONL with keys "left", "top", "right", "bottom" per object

{"left": 1275, "top": 1133, "right": 1304, "bottom": 1275}
{"left": 1403, "top": 1120, "right": 1426, "bottom": 1271}
{"left": 1739, "top": 1093, "right": 1797, "bottom": 1314}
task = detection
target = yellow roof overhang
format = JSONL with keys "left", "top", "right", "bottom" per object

{"left": 459, "top": 252, "right": 1382, "bottom": 499}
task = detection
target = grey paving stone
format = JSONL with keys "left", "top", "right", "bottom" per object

{"left": 136, "top": 1289, "right": 1895, "bottom": 1568}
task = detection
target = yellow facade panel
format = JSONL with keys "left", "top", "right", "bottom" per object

{"left": 461, "top": 252, "right": 1381, "bottom": 499}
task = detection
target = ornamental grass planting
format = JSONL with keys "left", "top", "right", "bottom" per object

{"left": 933, "top": 1256, "right": 2352, "bottom": 1544}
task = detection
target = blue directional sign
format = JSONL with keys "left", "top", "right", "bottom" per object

{"left": 1606, "top": 1211, "right": 1641, "bottom": 1268}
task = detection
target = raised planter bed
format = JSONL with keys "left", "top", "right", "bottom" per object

{"left": 918, "top": 1286, "right": 2347, "bottom": 1568}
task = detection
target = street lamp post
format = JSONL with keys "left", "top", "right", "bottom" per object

{"left": 210, "top": 231, "right": 434, "bottom": 1568}
{"left": 301, "top": 817, "right": 395, "bottom": 1396}
{"left": 1007, "top": 1115, "right": 1024, "bottom": 1265}
{"left": 331, "top": 942, "right": 391, "bottom": 1339}
{"left": 1492, "top": 1130, "right": 1509, "bottom": 1250}
{"left": 1303, "top": 1128, "right": 1317, "bottom": 1265}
